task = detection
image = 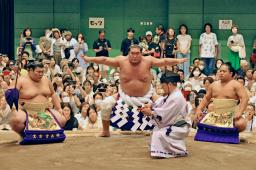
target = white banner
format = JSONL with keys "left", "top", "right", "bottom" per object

{"left": 89, "top": 17, "right": 104, "bottom": 29}
{"left": 219, "top": 20, "right": 232, "bottom": 30}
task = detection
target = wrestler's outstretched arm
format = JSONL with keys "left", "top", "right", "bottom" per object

{"left": 81, "top": 54, "right": 121, "bottom": 67}
{"left": 150, "top": 56, "right": 188, "bottom": 67}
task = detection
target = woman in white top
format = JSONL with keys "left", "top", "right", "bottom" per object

{"left": 75, "top": 102, "right": 90, "bottom": 130}
{"left": 51, "top": 28, "right": 67, "bottom": 65}
{"left": 177, "top": 24, "right": 192, "bottom": 76}
{"left": 86, "top": 105, "right": 102, "bottom": 129}
{"left": 227, "top": 25, "right": 246, "bottom": 70}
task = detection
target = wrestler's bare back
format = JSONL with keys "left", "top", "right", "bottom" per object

{"left": 210, "top": 80, "right": 240, "bottom": 100}
{"left": 118, "top": 56, "right": 152, "bottom": 97}
{"left": 17, "top": 75, "right": 52, "bottom": 103}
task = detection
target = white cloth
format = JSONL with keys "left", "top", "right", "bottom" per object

{"left": 100, "top": 86, "right": 154, "bottom": 121}
{"left": 119, "top": 86, "right": 154, "bottom": 107}
{"left": 199, "top": 32, "right": 218, "bottom": 58}
{"left": 150, "top": 89, "right": 191, "bottom": 158}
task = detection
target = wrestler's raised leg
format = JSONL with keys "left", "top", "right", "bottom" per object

{"left": 49, "top": 109, "right": 67, "bottom": 128}
{"left": 9, "top": 110, "right": 26, "bottom": 135}
{"left": 99, "top": 93, "right": 118, "bottom": 137}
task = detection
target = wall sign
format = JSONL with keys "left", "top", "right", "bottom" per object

{"left": 219, "top": 20, "right": 232, "bottom": 30}
{"left": 89, "top": 17, "right": 104, "bottom": 29}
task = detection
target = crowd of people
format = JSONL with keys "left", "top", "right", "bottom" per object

{"left": 0, "top": 23, "right": 256, "bottom": 133}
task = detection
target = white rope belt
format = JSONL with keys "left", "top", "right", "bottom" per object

{"left": 119, "top": 86, "right": 154, "bottom": 107}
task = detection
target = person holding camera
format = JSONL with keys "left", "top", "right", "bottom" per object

{"left": 63, "top": 83, "right": 81, "bottom": 115}
{"left": 93, "top": 30, "right": 111, "bottom": 79}
{"left": 163, "top": 28, "right": 178, "bottom": 58}
{"left": 20, "top": 28, "right": 36, "bottom": 60}
{"left": 63, "top": 31, "right": 77, "bottom": 62}
{"left": 38, "top": 29, "right": 52, "bottom": 60}
{"left": 75, "top": 33, "right": 88, "bottom": 68}
{"left": 52, "top": 28, "right": 68, "bottom": 66}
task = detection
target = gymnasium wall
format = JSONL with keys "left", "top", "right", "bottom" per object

{"left": 14, "top": 0, "right": 80, "bottom": 56}
{"left": 14, "top": 0, "right": 256, "bottom": 61}
{"left": 168, "top": 0, "right": 256, "bottom": 61}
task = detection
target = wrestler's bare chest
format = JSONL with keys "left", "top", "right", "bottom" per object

{"left": 212, "top": 82, "right": 238, "bottom": 99}
{"left": 119, "top": 61, "right": 151, "bottom": 82}
{"left": 20, "top": 78, "right": 51, "bottom": 99}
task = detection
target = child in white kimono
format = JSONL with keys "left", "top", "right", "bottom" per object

{"left": 141, "top": 71, "right": 191, "bottom": 158}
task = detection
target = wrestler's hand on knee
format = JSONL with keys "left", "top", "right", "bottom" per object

{"left": 195, "top": 110, "right": 203, "bottom": 122}
{"left": 234, "top": 112, "right": 243, "bottom": 120}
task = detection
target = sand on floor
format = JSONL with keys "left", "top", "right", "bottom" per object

{"left": 0, "top": 130, "right": 255, "bottom": 170}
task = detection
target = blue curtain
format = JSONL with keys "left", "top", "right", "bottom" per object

{"left": 0, "top": 0, "right": 14, "bottom": 60}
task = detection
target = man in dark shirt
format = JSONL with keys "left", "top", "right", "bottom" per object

{"left": 164, "top": 37, "right": 177, "bottom": 58}
{"left": 93, "top": 30, "right": 111, "bottom": 57}
{"left": 144, "top": 31, "right": 160, "bottom": 57}
{"left": 93, "top": 30, "right": 112, "bottom": 78}
{"left": 120, "top": 28, "right": 139, "bottom": 56}
{"left": 154, "top": 24, "right": 166, "bottom": 58}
